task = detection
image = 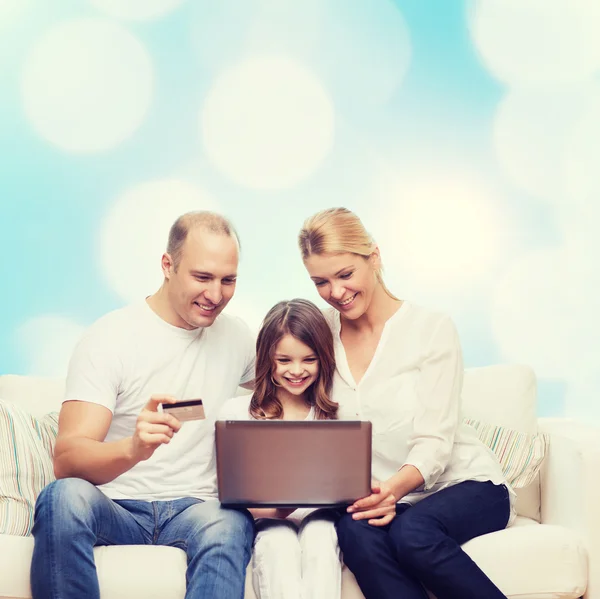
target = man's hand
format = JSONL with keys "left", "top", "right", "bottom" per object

{"left": 130, "top": 395, "right": 182, "bottom": 462}
{"left": 347, "top": 480, "right": 397, "bottom": 527}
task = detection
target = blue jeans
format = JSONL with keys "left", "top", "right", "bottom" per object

{"left": 336, "top": 480, "right": 510, "bottom": 599}
{"left": 31, "top": 478, "right": 254, "bottom": 599}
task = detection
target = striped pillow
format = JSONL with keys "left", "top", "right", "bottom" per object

{"left": 0, "top": 400, "right": 59, "bottom": 536}
{"left": 464, "top": 418, "right": 549, "bottom": 489}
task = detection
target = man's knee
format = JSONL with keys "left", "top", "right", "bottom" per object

{"left": 184, "top": 502, "right": 254, "bottom": 547}
{"left": 33, "top": 478, "right": 105, "bottom": 542}
{"left": 36, "top": 478, "right": 102, "bottom": 518}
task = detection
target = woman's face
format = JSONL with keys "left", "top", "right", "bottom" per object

{"left": 272, "top": 334, "right": 320, "bottom": 397}
{"left": 304, "top": 252, "right": 378, "bottom": 319}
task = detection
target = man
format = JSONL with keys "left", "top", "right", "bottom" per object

{"left": 31, "top": 211, "right": 255, "bottom": 599}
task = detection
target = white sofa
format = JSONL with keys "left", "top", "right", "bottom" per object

{"left": 0, "top": 365, "right": 597, "bottom": 599}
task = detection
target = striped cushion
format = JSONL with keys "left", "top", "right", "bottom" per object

{"left": 0, "top": 400, "right": 58, "bottom": 536}
{"left": 464, "top": 418, "right": 549, "bottom": 488}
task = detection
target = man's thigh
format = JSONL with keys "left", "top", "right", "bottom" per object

{"left": 35, "top": 477, "right": 153, "bottom": 546}
{"left": 157, "top": 498, "right": 254, "bottom": 550}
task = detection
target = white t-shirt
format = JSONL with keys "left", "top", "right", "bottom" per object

{"left": 65, "top": 300, "right": 255, "bottom": 502}
{"left": 325, "top": 302, "right": 516, "bottom": 519}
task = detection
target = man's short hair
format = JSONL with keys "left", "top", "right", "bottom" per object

{"left": 166, "top": 211, "right": 240, "bottom": 270}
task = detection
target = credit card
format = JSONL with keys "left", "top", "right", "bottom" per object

{"left": 162, "top": 399, "right": 205, "bottom": 422}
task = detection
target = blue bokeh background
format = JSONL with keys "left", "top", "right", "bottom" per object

{"left": 1, "top": 0, "right": 598, "bottom": 421}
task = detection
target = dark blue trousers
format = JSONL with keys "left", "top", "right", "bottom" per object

{"left": 336, "top": 480, "right": 510, "bottom": 599}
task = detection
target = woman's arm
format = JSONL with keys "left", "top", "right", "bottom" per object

{"left": 349, "top": 315, "right": 463, "bottom": 525}
{"left": 401, "top": 315, "right": 463, "bottom": 491}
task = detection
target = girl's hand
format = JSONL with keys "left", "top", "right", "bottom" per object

{"left": 347, "top": 480, "right": 397, "bottom": 527}
{"left": 249, "top": 507, "right": 295, "bottom": 520}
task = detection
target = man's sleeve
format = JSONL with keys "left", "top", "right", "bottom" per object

{"left": 64, "top": 324, "right": 121, "bottom": 413}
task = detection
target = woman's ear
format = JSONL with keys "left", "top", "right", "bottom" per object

{"left": 369, "top": 247, "right": 382, "bottom": 271}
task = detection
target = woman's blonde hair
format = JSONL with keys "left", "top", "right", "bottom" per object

{"left": 298, "top": 207, "right": 397, "bottom": 299}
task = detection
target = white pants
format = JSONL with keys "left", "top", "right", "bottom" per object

{"left": 252, "top": 511, "right": 342, "bottom": 599}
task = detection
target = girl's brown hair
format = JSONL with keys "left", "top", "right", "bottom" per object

{"left": 249, "top": 298, "right": 338, "bottom": 421}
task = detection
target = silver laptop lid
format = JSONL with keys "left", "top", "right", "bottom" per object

{"left": 215, "top": 420, "right": 372, "bottom": 507}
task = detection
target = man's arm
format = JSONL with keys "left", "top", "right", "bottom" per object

{"left": 54, "top": 396, "right": 181, "bottom": 485}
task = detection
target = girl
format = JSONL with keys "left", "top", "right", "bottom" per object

{"left": 297, "top": 207, "right": 514, "bottom": 599}
{"left": 220, "top": 298, "right": 342, "bottom": 599}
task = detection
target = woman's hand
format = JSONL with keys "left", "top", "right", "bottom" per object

{"left": 347, "top": 480, "right": 397, "bottom": 527}
{"left": 346, "top": 466, "right": 425, "bottom": 527}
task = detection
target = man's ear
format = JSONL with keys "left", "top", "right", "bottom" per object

{"left": 161, "top": 253, "right": 174, "bottom": 279}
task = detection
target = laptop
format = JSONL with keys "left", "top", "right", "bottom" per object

{"left": 215, "top": 420, "right": 372, "bottom": 507}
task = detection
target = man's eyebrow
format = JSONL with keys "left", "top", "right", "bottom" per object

{"left": 190, "top": 270, "right": 237, "bottom": 278}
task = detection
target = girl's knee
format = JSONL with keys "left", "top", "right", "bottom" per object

{"left": 299, "top": 519, "right": 337, "bottom": 551}
{"left": 254, "top": 524, "right": 300, "bottom": 561}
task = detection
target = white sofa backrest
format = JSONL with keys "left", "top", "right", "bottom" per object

{"left": 0, "top": 375, "right": 65, "bottom": 417}
{"left": 0, "top": 365, "right": 542, "bottom": 520}
{"left": 1, "top": 365, "right": 539, "bottom": 430}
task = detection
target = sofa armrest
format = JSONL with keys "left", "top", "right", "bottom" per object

{"left": 538, "top": 417, "right": 600, "bottom": 599}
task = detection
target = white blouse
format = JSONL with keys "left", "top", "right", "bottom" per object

{"left": 326, "top": 301, "right": 516, "bottom": 516}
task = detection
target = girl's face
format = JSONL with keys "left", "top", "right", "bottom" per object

{"left": 272, "top": 334, "right": 320, "bottom": 397}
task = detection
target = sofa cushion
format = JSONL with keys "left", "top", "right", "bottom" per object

{"left": 0, "top": 401, "right": 58, "bottom": 536}
{"left": 462, "top": 365, "right": 541, "bottom": 520}
{"left": 458, "top": 519, "right": 587, "bottom": 599}
{"left": 464, "top": 418, "right": 549, "bottom": 488}
{"left": 0, "top": 519, "right": 586, "bottom": 599}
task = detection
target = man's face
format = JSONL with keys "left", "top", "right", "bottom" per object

{"left": 165, "top": 229, "right": 239, "bottom": 329}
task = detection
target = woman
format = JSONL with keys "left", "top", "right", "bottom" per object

{"left": 298, "top": 207, "right": 514, "bottom": 599}
{"left": 220, "top": 298, "right": 342, "bottom": 599}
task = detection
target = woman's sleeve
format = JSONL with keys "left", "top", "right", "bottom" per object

{"left": 402, "top": 315, "right": 463, "bottom": 490}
